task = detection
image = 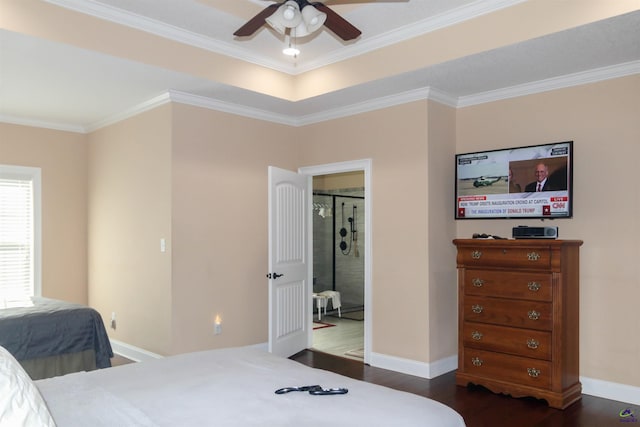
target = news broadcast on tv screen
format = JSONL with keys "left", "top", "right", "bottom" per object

{"left": 455, "top": 141, "right": 573, "bottom": 219}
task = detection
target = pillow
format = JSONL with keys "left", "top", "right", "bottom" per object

{"left": 0, "top": 345, "right": 57, "bottom": 427}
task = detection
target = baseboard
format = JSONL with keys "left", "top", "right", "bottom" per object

{"left": 369, "top": 352, "right": 457, "bottom": 380}
{"left": 249, "top": 342, "right": 269, "bottom": 352}
{"left": 110, "top": 340, "right": 268, "bottom": 363}
{"left": 581, "top": 376, "right": 640, "bottom": 406}
{"left": 368, "top": 353, "right": 640, "bottom": 405}
{"left": 110, "top": 339, "right": 163, "bottom": 362}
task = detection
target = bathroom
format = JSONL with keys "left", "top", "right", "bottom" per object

{"left": 312, "top": 172, "right": 365, "bottom": 359}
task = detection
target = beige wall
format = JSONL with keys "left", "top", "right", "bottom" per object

{"left": 426, "top": 101, "right": 458, "bottom": 362}
{"left": 0, "top": 123, "right": 88, "bottom": 303}
{"left": 86, "top": 102, "right": 299, "bottom": 356}
{"left": 87, "top": 105, "right": 173, "bottom": 355}
{"left": 169, "top": 103, "right": 299, "bottom": 355}
{"left": 3, "top": 73, "right": 639, "bottom": 391}
{"left": 297, "top": 101, "right": 447, "bottom": 362}
{"left": 455, "top": 74, "right": 640, "bottom": 387}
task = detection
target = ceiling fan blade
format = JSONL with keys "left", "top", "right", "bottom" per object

{"left": 233, "top": 3, "right": 280, "bottom": 37}
{"left": 313, "top": 2, "right": 361, "bottom": 41}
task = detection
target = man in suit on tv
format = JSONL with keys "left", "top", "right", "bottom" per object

{"left": 525, "top": 162, "right": 553, "bottom": 192}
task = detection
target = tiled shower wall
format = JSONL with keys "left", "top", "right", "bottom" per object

{"left": 313, "top": 189, "right": 365, "bottom": 311}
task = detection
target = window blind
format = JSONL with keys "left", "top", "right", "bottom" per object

{"left": 0, "top": 176, "right": 35, "bottom": 300}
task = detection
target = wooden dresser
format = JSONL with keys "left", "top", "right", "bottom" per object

{"left": 453, "top": 238, "right": 582, "bottom": 409}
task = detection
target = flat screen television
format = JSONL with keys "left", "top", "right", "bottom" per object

{"left": 455, "top": 141, "right": 573, "bottom": 220}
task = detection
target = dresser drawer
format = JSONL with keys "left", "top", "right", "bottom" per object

{"left": 464, "top": 296, "right": 552, "bottom": 330}
{"left": 463, "top": 321, "right": 551, "bottom": 360}
{"left": 458, "top": 246, "right": 551, "bottom": 269}
{"left": 463, "top": 348, "right": 552, "bottom": 389}
{"left": 464, "top": 269, "right": 552, "bottom": 301}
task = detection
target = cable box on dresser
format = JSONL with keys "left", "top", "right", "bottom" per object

{"left": 453, "top": 238, "right": 583, "bottom": 409}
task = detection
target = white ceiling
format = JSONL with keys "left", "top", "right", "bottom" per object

{"left": 1, "top": 1, "right": 639, "bottom": 133}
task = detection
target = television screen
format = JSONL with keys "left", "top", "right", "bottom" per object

{"left": 455, "top": 141, "right": 573, "bottom": 220}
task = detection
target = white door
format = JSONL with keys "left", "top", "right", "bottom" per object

{"left": 268, "top": 166, "right": 310, "bottom": 357}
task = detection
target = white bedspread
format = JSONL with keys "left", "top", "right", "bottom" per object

{"left": 37, "top": 346, "right": 465, "bottom": 427}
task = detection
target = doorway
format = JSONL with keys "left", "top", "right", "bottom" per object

{"left": 299, "top": 159, "right": 371, "bottom": 363}
{"left": 312, "top": 177, "right": 364, "bottom": 361}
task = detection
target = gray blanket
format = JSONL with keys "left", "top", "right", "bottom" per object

{"left": 0, "top": 297, "right": 113, "bottom": 368}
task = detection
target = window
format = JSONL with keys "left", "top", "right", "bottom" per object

{"left": 0, "top": 165, "right": 41, "bottom": 301}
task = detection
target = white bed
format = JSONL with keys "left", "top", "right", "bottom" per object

{"left": 2, "top": 344, "right": 465, "bottom": 426}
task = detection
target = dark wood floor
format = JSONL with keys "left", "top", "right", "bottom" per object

{"left": 110, "top": 354, "right": 135, "bottom": 367}
{"left": 290, "top": 350, "right": 633, "bottom": 427}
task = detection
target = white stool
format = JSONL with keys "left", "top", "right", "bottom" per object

{"left": 318, "top": 290, "right": 341, "bottom": 318}
{"left": 312, "top": 293, "right": 328, "bottom": 321}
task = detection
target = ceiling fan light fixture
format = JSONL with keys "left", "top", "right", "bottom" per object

{"left": 301, "top": 5, "right": 326, "bottom": 33}
{"left": 282, "top": 5, "right": 296, "bottom": 21}
{"left": 287, "top": 5, "right": 327, "bottom": 38}
{"left": 282, "top": 45, "right": 300, "bottom": 56}
{"left": 282, "top": 34, "right": 300, "bottom": 57}
{"left": 266, "top": 1, "right": 302, "bottom": 34}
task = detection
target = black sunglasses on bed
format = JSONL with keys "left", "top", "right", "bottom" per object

{"left": 275, "top": 385, "right": 348, "bottom": 395}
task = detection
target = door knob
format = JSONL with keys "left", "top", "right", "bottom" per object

{"left": 266, "top": 272, "right": 284, "bottom": 279}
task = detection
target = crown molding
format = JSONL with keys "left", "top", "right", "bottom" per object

{"left": 84, "top": 86, "right": 440, "bottom": 131}
{"left": 4, "top": 61, "right": 637, "bottom": 133}
{"left": 294, "top": 87, "right": 458, "bottom": 126}
{"left": 0, "top": 113, "right": 87, "bottom": 134}
{"left": 42, "top": 0, "right": 291, "bottom": 73}
{"left": 295, "top": 0, "right": 527, "bottom": 74}
{"left": 427, "top": 88, "right": 459, "bottom": 109}
{"left": 85, "top": 92, "right": 173, "bottom": 133}
{"left": 167, "top": 90, "right": 299, "bottom": 127}
{"left": 295, "top": 87, "right": 434, "bottom": 126}
{"left": 44, "top": 0, "right": 526, "bottom": 76}
{"left": 89, "top": 60, "right": 638, "bottom": 130}
{"left": 457, "top": 60, "right": 640, "bottom": 107}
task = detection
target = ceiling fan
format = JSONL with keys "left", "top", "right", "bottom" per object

{"left": 233, "top": 0, "right": 363, "bottom": 41}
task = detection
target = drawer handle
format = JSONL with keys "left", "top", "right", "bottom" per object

{"left": 528, "top": 310, "right": 541, "bottom": 320}
{"left": 527, "top": 367, "right": 541, "bottom": 378}
{"left": 527, "top": 339, "right": 540, "bottom": 349}
{"left": 471, "top": 250, "right": 482, "bottom": 259}
{"left": 527, "top": 252, "right": 541, "bottom": 261}
{"left": 527, "top": 281, "right": 541, "bottom": 292}
{"left": 471, "top": 331, "right": 483, "bottom": 341}
{"left": 471, "top": 357, "right": 483, "bottom": 367}
{"left": 472, "top": 278, "right": 485, "bottom": 287}
{"left": 471, "top": 304, "right": 483, "bottom": 314}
